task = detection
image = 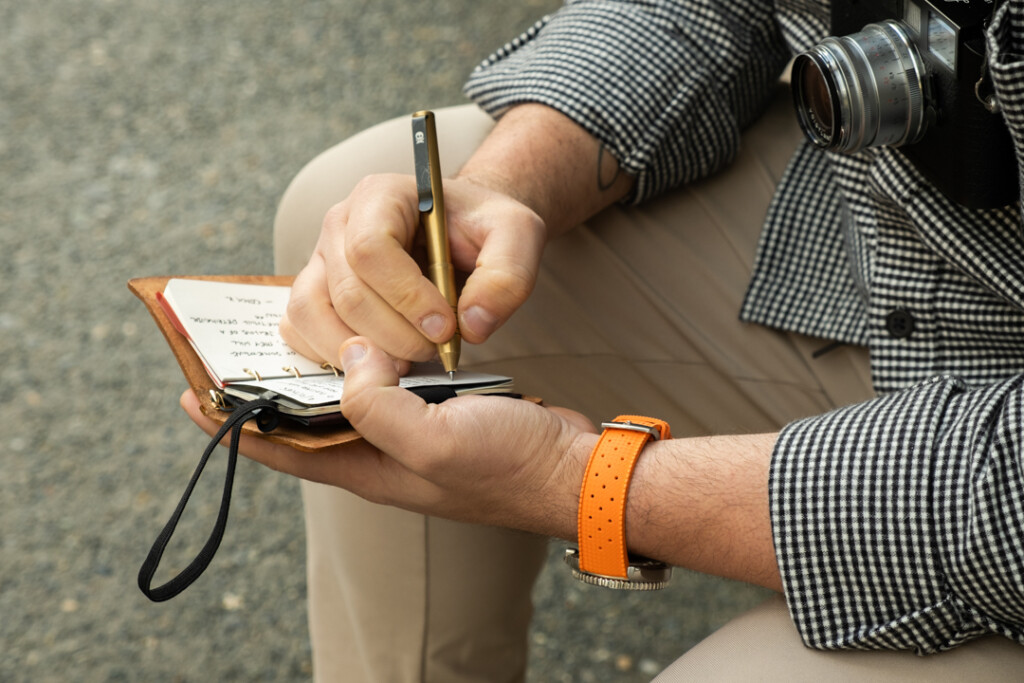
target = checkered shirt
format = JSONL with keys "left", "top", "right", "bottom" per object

{"left": 464, "top": 0, "right": 1024, "bottom": 653}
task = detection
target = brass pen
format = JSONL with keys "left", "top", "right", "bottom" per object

{"left": 412, "top": 110, "right": 460, "bottom": 377}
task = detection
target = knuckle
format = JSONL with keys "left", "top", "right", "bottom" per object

{"left": 322, "top": 201, "right": 349, "bottom": 228}
{"left": 339, "top": 382, "right": 382, "bottom": 428}
{"left": 351, "top": 173, "right": 393, "bottom": 197}
{"left": 327, "top": 271, "right": 370, "bottom": 319}
{"left": 284, "top": 291, "right": 319, "bottom": 327}
{"left": 344, "top": 226, "right": 384, "bottom": 269}
{"left": 389, "top": 281, "right": 430, "bottom": 317}
{"left": 318, "top": 203, "right": 354, "bottom": 250}
{"left": 488, "top": 264, "right": 535, "bottom": 305}
{"left": 283, "top": 296, "right": 310, "bottom": 329}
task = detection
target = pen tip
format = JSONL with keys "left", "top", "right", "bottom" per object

{"left": 449, "top": 371, "right": 455, "bottom": 380}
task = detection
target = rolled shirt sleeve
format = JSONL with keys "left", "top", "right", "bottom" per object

{"left": 463, "top": 0, "right": 791, "bottom": 203}
{"left": 771, "top": 375, "right": 1024, "bottom": 652}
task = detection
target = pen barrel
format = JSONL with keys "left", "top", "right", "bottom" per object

{"left": 413, "top": 109, "right": 461, "bottom": 374}
{"left": 427, "top": 261, "right": 459, "bottom": 308}
{"left": 423, "top": 212, "right": 457, "bottom": 304}
{"left": 426, "top": 228, "right": 462, "bottom": 373}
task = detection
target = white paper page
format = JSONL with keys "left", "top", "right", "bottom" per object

{"left": 162, "top": 279, "right": 330, "bottom": 385}
{"left": 232, "top": 365, "right": 513, "bottom": 407}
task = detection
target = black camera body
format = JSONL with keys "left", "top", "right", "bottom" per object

{"left": 793, "top": 0, "right": 1016, "bottom": 208}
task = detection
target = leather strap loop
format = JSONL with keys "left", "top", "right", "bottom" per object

{"left": 577, "top": 415, "right": 670, "bottom": 578}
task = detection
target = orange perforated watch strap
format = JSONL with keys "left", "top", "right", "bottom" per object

{"left": 577, "top": 415, "right": 671, "bottom": 578}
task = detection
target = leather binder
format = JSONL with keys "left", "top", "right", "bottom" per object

{"left": 128, "top": 274, "right": 362, "bottom": 452}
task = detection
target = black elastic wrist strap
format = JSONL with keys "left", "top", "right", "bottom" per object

{"left": 138, "top": 396, "right": 279, "bottom": 602}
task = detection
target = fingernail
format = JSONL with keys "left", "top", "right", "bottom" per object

{"left": 341, "top": 343, "right": 366, "bottom": 371}
{"left": 461, "top": 306, "right": 499, "bottom": 339}
{"left": 420, "top": 313, "right": 447, "bottom": 340}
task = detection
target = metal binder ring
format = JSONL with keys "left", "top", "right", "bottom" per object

{"left": 282, "top": 366, "right": 302, "bottom": 378}
{"left": 243, "top": 368, "right": 263, "bottom": 381}
{"left": 209, "top": 389, "right": 230, "bottom": 411}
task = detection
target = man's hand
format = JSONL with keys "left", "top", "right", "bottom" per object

{"left": 181, "top": 336, "right": 782, "bottom": 590}
{"left": 181, "top": 337, "right": 597, "bottom": 539}
{"left": 278, "top": 103, "right": 637, "bottom": 371}
{"left": 279, "top": 174, "right": 547, "bottom": 370}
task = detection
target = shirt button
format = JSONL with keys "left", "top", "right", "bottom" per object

{"left": 885, "top": 309, "right": 916, "bottom": 339}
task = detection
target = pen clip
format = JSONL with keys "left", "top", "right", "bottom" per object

{"left": 412, "top": 111, "right": 435, "bottom": 213}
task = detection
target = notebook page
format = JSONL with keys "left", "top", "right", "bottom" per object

{"left": 161, "top": 278, "right": 331, "bottom": 386}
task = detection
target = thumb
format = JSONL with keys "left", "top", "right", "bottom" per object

{"left": 339, "top": 338, "right": 429, "bottom": 445}
{"left": 457, "top": 223, "right": 544, "bottom": 344}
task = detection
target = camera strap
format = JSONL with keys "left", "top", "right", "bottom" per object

{"left": 976, "top": 58, "right": 1000, "bottom": 114}
{"left": 137, "top": 394, "right": 280, "bottom": 602}
{"left": 976, "top": 0, "right": 1009, "bottom": 113}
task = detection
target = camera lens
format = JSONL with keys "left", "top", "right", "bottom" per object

{"left": 792, "top": 21, "right": 929, "bottom": 153}
{"left": 796, "top": 59, "right": 836, "bottom": 142}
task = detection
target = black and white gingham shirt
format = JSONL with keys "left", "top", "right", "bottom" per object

{"left": 465, "top": 0, "right": 1024, "bottom": 653}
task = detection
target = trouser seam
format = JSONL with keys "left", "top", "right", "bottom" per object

{"left": 419, "top": 515, "right": 430, "bottom": 683}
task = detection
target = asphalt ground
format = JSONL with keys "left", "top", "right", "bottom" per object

{"left": 0, "top": 1, "right": 770, "bottom": 680}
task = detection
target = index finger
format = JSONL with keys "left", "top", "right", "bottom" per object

{"left": 340, "top": 178, "right": 458, "bottom": 346}
{"left": 281, "top": 253, "right": 357, "bottom": 365}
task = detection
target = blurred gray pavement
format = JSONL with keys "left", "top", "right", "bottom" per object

{"left": 0, "top": 1, "right": 770, "bottom": 680}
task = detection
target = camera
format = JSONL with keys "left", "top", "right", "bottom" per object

{"left": 791, "top": 0, "right": 1016, "bottom": 208}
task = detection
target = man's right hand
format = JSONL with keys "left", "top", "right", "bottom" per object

{"left": 279, "top": 172, "right": 547, "bottom": 369}
{"left": 280, "top": 103, "right": 636, "bottom": 368}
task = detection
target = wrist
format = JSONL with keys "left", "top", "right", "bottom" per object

{"left": 541, "top": 429, "right": 598, "bottom": 542}
{"left": 455, "top": 103, "right": 634, "bottom": 236}
{"left": 625, "top": 433, "right": 783, "bottom": 591}
{"left": 454, "top": 167, "right": 529, "bottom": 210}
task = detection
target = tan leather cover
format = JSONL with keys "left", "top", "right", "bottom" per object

{"left": 128, "top": 275, "right": 363, "bottom": 452}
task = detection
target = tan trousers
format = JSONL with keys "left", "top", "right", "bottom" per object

{"left": 274, "top": 91, "right": 1024, "bottom": 681}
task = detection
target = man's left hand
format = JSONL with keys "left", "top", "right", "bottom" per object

{"left": 180, "top": 338, "right": 598, "bottom": 540}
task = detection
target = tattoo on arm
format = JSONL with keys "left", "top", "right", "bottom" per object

{"left": 597, "top": 143, "right": 622, "bottom": 192}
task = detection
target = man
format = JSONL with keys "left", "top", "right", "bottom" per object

{"left": 184, "top": 0, "right": 1024, "bottom": 679}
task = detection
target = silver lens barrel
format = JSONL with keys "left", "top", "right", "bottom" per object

{"left": 792, "top": 21, "right": 930, "bottom": 153}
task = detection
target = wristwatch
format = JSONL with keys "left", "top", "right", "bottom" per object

{"left": 565, "top": 415, "right": 672, "bottom": 590}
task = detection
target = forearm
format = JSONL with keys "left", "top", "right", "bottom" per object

{"left": 558, "top": 430, "right": 782, "bottom": 592}
{"left": 456, "top": 103, "right": 635, "bottom": 238}
{"left": 464, "top": 1, "right": 791, "bottom": 203}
